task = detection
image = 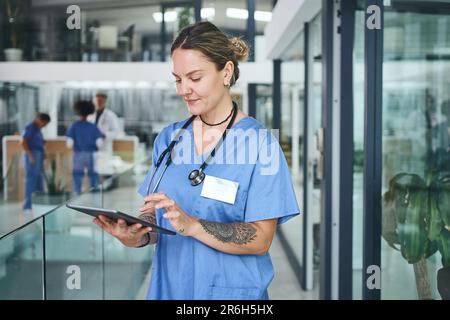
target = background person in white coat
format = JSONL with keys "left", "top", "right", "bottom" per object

{"left": 88, "top": 92, "right": 119, "bottom": 154}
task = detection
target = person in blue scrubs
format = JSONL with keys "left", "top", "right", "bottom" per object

{"left": 66, "top": 100, "right": 104, "bottom": 195}
{"left": 93, "top": 21, "right": 300, "bottom": 300}
{"left": 21, "top": 113, "right": 51, "bottom": 212}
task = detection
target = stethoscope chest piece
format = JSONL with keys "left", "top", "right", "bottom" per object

{"left": 188, "top": 169, "right": 205, "bottom": 186}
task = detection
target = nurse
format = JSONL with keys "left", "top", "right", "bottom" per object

{"left": 93, "top": 21, "right": 300, "bottom": 300}
{"left": 21, "top": 113, "right": 51, "bottom": 213}
{"left": 66, "top": 100, "right": 104, "bottom": 195}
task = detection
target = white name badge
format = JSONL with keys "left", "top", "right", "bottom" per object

{"left": 200, "top": 175, "right": 239, "bottom": 205}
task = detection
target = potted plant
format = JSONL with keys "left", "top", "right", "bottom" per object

{"left": 383, "top": 171, "right": 450, "bottom": 299}
{"left": 33, "top": 158, "right": 71, "bottom": 231}
{"left": 34, "top": 158, "right": 69, "bottom": 205}
{"left": 1, "top": 0, "right": 26, "bottom": 61}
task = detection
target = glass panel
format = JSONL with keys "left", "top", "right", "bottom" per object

{"left": 309, "top": 12, "right": 322, "bottom": 285}
{"left": 279, "top": 31, "right": 305, "bottom": 268}
{"left": 352, "top": 1, "right": 365, "bottom": 300}
{"left": 46, "top": 192, "right": 103, "bottom": 299}
{"left": 0, "top": 83, "right": 40, "bottom": 236}
{"left": 280, "top": 83, "right": 293, "bottom": 168}
{"left": 0, "top": 83, "right": 38, "bottom": 135}
{"left": 381, "top": 1, "right": 450, "bottom": 300}
{"left": 254, "top": 84, "right": 273, "bottom": 128}
{"left": 0, "top": 136, "right": 35, "bottom": 238}
{"left": 0, "top": 1, "right": 161, "bottom": 61}
{"left": 0, "top": 82, "right": 75, "bottom": 237}
{"left": 0, "top": 79, "right": 191, "bottom": 238}
{"left": 0, "top": 220, "right": 43, "bottom": 300}
{"left": 83, "top": 4, "right": 161, "bottom": 62}
{"left": 101, "top": 164, "right": 153, "bottom": 300}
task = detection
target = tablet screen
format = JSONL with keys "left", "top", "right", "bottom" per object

{"left": 66, "top": 203, "right": 176, "bottom": 235}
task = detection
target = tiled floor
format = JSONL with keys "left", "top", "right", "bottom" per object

{"left": 269, "top": 232, "right": 318, "bottom": 300}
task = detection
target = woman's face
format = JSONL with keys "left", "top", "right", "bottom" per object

{"left": 171, "top": 48, "right": 231, "bottom": 115}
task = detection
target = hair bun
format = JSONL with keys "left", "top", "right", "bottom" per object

{"left": 229, "top": 37, "right": 249, "bottom": 61}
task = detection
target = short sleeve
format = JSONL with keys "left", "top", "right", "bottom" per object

{"left": 66, "top": 124, "right": 74, "bottom": 139}
{"left": 244, "top": 133, "right": 300, "bottom": 225}
{"left": 22, "top": 124, "right": 34, "bottom": 140}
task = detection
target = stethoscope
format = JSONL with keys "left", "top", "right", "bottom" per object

{"left": 145, "top": 101, "right": 238, "bottom": 196}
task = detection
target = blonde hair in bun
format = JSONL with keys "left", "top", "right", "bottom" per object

{"left": 229, "top": 37, "right": 249, "bottom": 62}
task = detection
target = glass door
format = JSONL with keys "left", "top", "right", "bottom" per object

{"left": 254, "top": 84, "right": 273, "bottom": 129}
{"left": 278, "top": 29, "right": 306, "bottom": 289}
{"left": 352, "top": 0, "right": 365, "bottom": 300}
{"left": 303, "top": 13, "right": 323, "bottom": 293}
{"left": 380, "top": 0, "right": 450, "bottom": 300}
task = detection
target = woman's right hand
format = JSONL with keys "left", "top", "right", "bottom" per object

{"left": 93, "top": 215, "right": 152, "bottom": 248}
{"left": 139, "top": 200, "right": 156, "bottom": 215}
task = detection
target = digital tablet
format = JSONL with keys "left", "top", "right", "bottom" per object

{"left": 66, "top": 203, "right": 176, "bottom": 235}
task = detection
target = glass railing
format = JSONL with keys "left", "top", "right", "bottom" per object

{"left": 0, "top": 218, "right": 44, "bottom": 299}
{"left": 0, "top": 158, "right": 153, "bottom": 300}
{"left": 101, "top": 164, "right": 152, "bottom": 300}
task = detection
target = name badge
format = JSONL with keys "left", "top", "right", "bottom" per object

{"left": 200, "top": 175, "right": 239, "bottom": 205}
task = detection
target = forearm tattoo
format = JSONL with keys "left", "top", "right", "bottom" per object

{"left": 198, "top": 219, "right": 257, "bottom": 245}
{"left": 136, "top": 212, "right": 156, "bottom": 247}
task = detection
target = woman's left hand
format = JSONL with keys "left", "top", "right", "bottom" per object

{"left": 144, "top": 192, "right": 198, "bottom": 236}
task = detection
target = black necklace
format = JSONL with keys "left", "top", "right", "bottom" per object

{"left": 199, "top": 104, "right": 234, "bottom": 126}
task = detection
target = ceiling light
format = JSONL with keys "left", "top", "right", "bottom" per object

{"left": 226, "top": 8, "right": 248, "bottom": 20}
{"left": 255, "top": 11, "right": 272, "bottom": 22}
{"left": 201, "top": 8, "right": 215, "bottom": 20}
{"left": 153, "top": 11, "right": 178, "bottom": 23}
{"left": 226, "top": 8, "right": 272, "bottom": 22}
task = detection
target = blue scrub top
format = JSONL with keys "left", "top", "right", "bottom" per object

{"left": 66, "top": 120, "right": 103, "bottom": 152}
{"left": 138, "top": 116, "right": 300, "bottom": 300}
{"left": 22, "top": 122, "right": 45, "bottom": 152}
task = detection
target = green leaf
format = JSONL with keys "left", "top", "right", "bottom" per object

{"left": 386, "top": 173, "right": 425, "bottom": 225}
{"left": 437, "top": 228, "right": 450, "bottom": 267}
{"left": 399, "top": 192, "right": 428, "bottom": 264}
{"left": 438, "top": 184, "right": 450, "bottom": 227}
{"left": 424, "top": 240, "right": 438, "bottom": 259}
{"left": 382, "top": 192, "right": 400, "bottom": 250}
{"left": 427, "top": 196, "right": 443, "bottom": 241}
